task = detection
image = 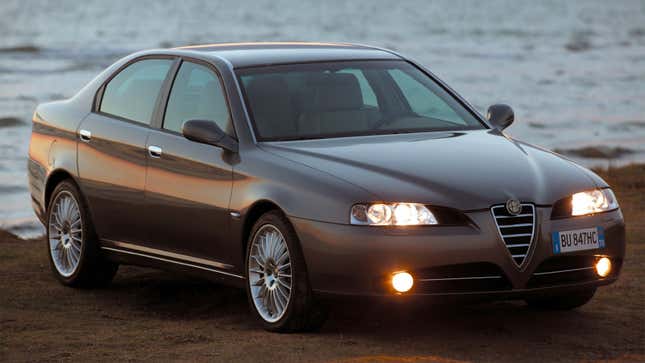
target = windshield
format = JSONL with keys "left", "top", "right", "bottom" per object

{"left": 237, "top": 60, "right": 485, "bottom": 141}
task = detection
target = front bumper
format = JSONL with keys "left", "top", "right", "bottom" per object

{"left": 291, "top": 208, "right": 625, "bottom": 298}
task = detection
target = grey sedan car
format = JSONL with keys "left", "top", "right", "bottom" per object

{"left": 28, "top": 42, "right": 625, "bottom": 332}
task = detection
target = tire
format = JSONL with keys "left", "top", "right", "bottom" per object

{"left": 245, "top": 210, "right": 327, "bottom": 332}
{"left": 525, "top": 288, "right": 596, "bottom": 310}
{"left": 46, "top": 180, "right": 118, "bottom": 288}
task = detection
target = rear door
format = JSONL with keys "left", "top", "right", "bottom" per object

{"left": 143, "top": 60, "right": 235, "bottom": 266}
{"left": 77, "top": 57, "right": 175, "bottom": 244}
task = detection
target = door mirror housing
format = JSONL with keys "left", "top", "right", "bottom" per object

{"left": 182, "top": 120, "right": 238, "bottom": 152}
{"left": 486, "top": 104, "right": 514, "bottom": 130}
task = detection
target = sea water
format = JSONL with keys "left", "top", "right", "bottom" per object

{"left": 1, "top": 0, "right": 644, "bottom": 237}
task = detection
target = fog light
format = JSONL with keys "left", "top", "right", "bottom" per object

{"left": 392, "top": 272, "right": 414, "bottom": 293}
{"left": 595, "top": 257, "right": 612, "bottom": 277}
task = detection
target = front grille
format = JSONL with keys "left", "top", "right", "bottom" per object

{"left": 491, "top": 203, "right": 536, "bottom": 266}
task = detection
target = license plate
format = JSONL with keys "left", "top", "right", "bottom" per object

{"left": 552, "top": 227, "right": 605, "bottom": 254}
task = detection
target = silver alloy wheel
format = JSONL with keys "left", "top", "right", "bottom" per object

{"left": 248, "top": 224, "right": 293, "bottom": 323}
{"left": 48, "top": 191, "right": 83, "bottom": 277}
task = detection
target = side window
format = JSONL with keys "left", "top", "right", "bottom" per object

{"left": 163, "top": 62, "right": 231, "bottom": 134}
{"left": 388, "top": 69, "right": 465, "bottom": 125}
{"left": 100, "top": 59, "right": 172, "bottom": 124}
{"left": 338, "top": 69, "right": 378, "bottom": 108}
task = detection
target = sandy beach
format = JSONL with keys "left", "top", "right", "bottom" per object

{"left": 1, "top": 165, "right": 643, "bottom": 362}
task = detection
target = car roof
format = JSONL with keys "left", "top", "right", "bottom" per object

{"left": 173, "top": 42, "right": 402, "bottom": 68}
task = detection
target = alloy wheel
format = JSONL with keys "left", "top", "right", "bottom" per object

{"left": 248, "top": 224, "right": 293, "bottom": 323}
{"left": 48, "top": 191, "right": 83, "bottom": 277}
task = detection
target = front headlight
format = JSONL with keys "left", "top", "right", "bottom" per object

{"left": 571, "top": 189, "right": 619, "bottom": 216}
{"left": 350, "top": 203, "right": 438, "bottom": 226}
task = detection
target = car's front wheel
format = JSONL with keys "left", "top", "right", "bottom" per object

{"left": 245, "top": 210, "right": 327, "bottom": 332}
{"left": 525, "top": 288, "right": 596, "bottom": 310}
{"left": 46, "top": 180, "right": 118, "bottom": 287}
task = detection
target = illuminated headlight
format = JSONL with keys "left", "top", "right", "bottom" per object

{"left": 571, "top": 189, "right": 619, "bottom": 216}
{"left": 350, "top": 203, "right": 438, "bottom": 226}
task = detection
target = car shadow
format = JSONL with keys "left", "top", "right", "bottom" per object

{"left": 73, "top": 265, "right": 642, "bottom": 362}
{"left": 324, "top": 298, "right": 594, "bottom": 337}
{"left": 98, "top": 267, "right": 249, "bottom": 322}
{"left": 101, "top": 266, "right": 615, "bottom": 341}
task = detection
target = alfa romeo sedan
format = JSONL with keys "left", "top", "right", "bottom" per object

{"left": 28, "top": 42, "right": 625, "bottom": 332}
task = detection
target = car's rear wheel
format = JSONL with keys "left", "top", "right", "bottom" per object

{"left": 525, "top": 288, "right": 596, "bottom": 310}
{"left": 47, "top": 180, "right": 118, "bottom": 287}
{"left": 245, "top": 211, "right": 327, "bottom": 332}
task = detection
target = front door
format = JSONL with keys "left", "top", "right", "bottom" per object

{"left": 143, "top": 60, "right": 235, "bottom": 266}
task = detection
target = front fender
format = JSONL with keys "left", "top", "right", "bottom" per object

{"left": 230, "top": 147, "right": 377, "bottom": 225}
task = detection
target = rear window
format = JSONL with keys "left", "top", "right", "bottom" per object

{"left": 100, "top": 59, "right": 173, "bottom": 124}
{"left": 237, "top": 60, "right": 484, "bottom": 141}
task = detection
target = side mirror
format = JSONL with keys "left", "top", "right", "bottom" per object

{"left": 486, "top": 104, "right": 514, "bottom": 130}
{"left": 182, "top": 120, "right": 238, "bottom": 152}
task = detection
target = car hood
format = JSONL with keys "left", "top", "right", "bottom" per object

{"left": 260, "top": 130, "right": 600, "bottom": 210}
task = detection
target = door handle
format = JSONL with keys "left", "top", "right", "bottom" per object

{"left": 79, "top": 129, "right": 91, "bottom": 142}
{"left": 148, "top": 145, "right": 162, "bottom": 158}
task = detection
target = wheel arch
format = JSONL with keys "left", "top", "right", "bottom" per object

{"left": 240, "top": 199, "right": 312, "bottom": 281}
{"left": 241, "top": 200, "right": 283, "bottom": 257}
{"left": 44, "top": 169, "right": 81, "bottom": 210}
